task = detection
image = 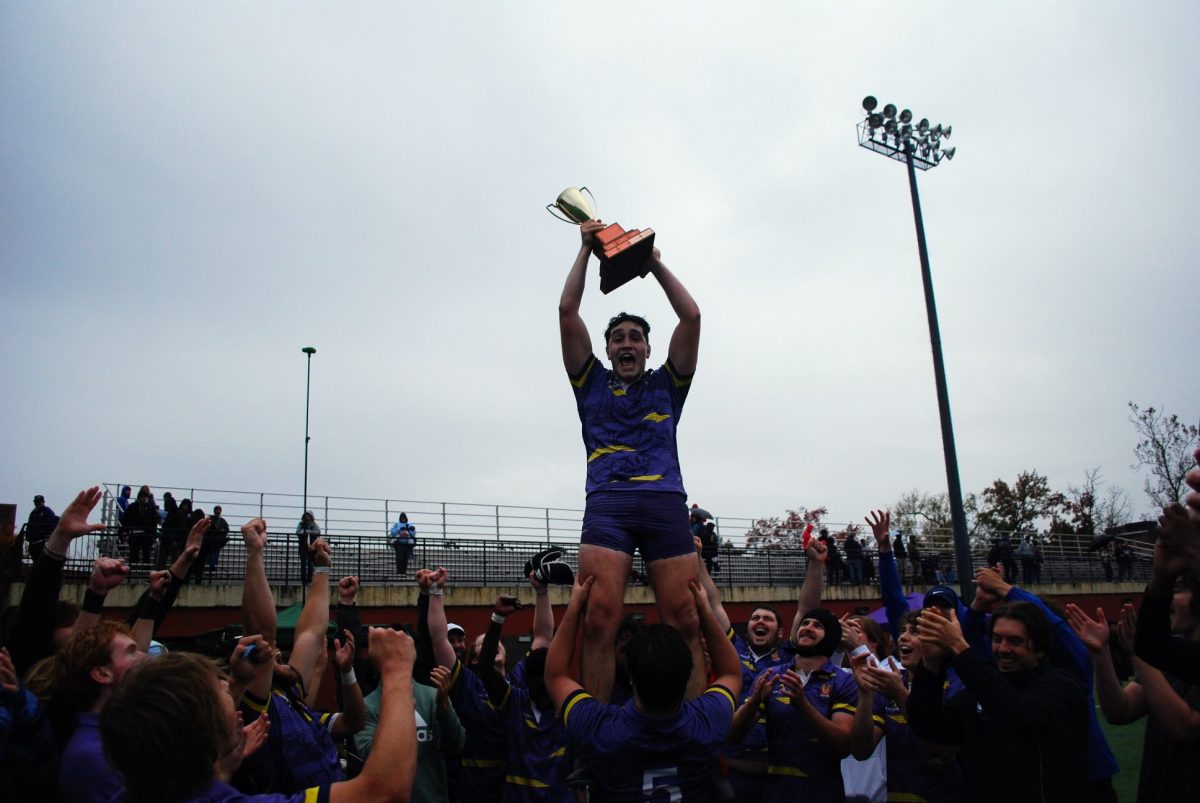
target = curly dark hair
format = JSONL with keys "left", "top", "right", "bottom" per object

{"left": 603, "top": 312, "right": 650, "bottom": 343}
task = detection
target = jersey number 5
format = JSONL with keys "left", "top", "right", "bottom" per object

{"left": 642, "top": 767, "right": 682, "bottom": 801}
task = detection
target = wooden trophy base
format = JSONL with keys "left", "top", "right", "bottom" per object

{"left": 593, "top": 223, "right": 656, "bottom": 295}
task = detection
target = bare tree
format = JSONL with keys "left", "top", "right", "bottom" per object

{"left": 1129, "top": 402, "right": 1199, "bottom": 507}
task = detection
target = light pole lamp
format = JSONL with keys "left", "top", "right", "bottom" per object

{"left": 302, "top": 346, "right": 317, "bottom": 519}
{"left": 857, "top": 95, "right": 972, "bottom": 601}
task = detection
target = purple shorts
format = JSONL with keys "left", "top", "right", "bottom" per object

{"left": 581, "top": 491, "right": 694, "bottom": 563}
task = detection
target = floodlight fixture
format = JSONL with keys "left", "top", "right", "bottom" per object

{"left": 883, "top": 103, "right": 897, "bottom": 119}
{"left": 863, "top": 95, "right": 878, "bottom": 112}
{"left": 899, "top": 109, "right": 912, "bottom": 124}
{"left": 943, "top": 125, "right": 952, "bottom": 138}
{"left": 942, "top": 147, "right": 956, "bottom": 160}
{"left": 932, "top": 123, "right": 943, "bottom": 138}
{"left": 868, "top": 112, "right": 884, "bottom": 129}
{"left": 918, "top": 118, "right": 930, "bottom": 133}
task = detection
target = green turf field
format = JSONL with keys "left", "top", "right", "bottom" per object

{"left": 1100, "top": 711, "right": 1144, "bottom": 803}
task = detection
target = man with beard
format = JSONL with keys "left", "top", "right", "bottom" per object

{"left": 695, "top": 534, "right": 828, "bottom": 799}
{"left": 239, "top": 518, "right": 366, "bottom": 793}
{"left": 730, "top": 608, "right": 857, "bottom": 803}
{"left": 908, "top": 602, "right": 1090, "bottom": 803}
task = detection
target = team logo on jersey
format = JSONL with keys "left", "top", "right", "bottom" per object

{"left": 819, "top": 681, "right": 833, "bottom": 698}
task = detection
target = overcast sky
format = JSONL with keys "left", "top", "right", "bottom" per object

{"left": 2, "top": 3, "right": 1196, "bottom": 534}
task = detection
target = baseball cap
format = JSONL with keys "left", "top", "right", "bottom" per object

{"left": 923, "top": 585, "right": 960, "bottom": 610}
{"left": 447, "top": 623, "right": 465, "bottom": 636}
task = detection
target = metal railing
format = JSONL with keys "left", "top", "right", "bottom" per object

{"left": 25, "top": 524, "right": 1153, "bottom": 589}
{"left": 5, "top": 483, "right": 1127, "bottom": 588}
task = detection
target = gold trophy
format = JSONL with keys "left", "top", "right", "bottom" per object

{"left": 547, "top": 187, "right": 656, "bottom": 294}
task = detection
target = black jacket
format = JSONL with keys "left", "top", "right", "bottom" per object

{"left": 907, "top": 648, "right": 1090, "bottom": 803}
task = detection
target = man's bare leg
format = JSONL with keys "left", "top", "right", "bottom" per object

{"left": 647, "top": 551, "right": 704, "bottom": 698}
{"left": 578, "top": 543, "right": 633, "bottom": 703}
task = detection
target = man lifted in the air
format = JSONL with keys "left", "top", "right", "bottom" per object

{"left": 558, "top": 218, "right": 703, "bottom": 701}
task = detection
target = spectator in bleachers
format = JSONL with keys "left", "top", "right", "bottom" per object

{"left": 843, "top": 533, "right": 864, "bottom": 585}
{"left": 194, "top": 505, "right": 230, "bottom": 585}
{"left": 114, "top": 485, "right": 132, "bottom": 525}
{"left": 389, "top": 512, "right": 417, "bottom": 576}
{"left": 120, "top": 486, "right": 158, "bottom": 566}
{"left": 24, "top": 495, "right": 58, "bottom": 562}
{"left": 295, "top": 511, "right": 321, "bottom": 586}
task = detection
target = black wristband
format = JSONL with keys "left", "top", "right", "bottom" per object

{"left": 140, "top": 595, "right": 164, "bottom": 621}
{"left": 82, "top": 589, "right": 107, "bottom": 614}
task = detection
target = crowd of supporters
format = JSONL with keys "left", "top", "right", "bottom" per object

{"left": 1, "top": 460, "right": 1199, "bottom": 801}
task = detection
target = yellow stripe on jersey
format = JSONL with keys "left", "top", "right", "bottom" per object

{"left": 768, "top": 765, "right": 810, "bottom": 777}
{"left": 506, "top": 775, "right": 550, "bottom": 788}
{"left": 569, "top": 357, "right": 596, "bottom": 388}
{"left": 563, "top": 691, "right": 591, "bottom": 726}
{"left": 642, "top": 412, "right": 671, "bottom": 422}
{"left": 664, "top": 362, "right": 692, "bottom": 388}
{"left": 628, "top": 475, "right": 664, "bottom": 482}
{"left": 610, "top": 387, "right": 627, "bottom": 397}
{"left": 887, "top": 713, "right": 908, "bottom": 725}
{"left": 551, "top": 746, "right": 567, "bottom": 757}
{"left": 706, "top": 685, "right": 736, "bottom": 710}
{"left": 587, "top": 445, "right": 635, "bottom": 463}
{"left": 462, "top": 759, "right": 506, "bottom": 768}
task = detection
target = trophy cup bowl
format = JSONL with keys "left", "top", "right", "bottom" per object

{"left": 548, "top": 186, "right": 656, "bottom": 295}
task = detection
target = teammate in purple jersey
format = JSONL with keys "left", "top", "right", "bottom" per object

{"left": 547, "top": 575, "right": 742, "bottom": 802}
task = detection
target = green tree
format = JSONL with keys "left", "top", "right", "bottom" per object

{"left": 977, "top": 470, "right": 1064, "bottom": 534}
{"left": 1129, "top": 402, "right": 1199, "bottom": 508}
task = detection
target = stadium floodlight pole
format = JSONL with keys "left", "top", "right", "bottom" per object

{"left": 856, "top": 96, "right": 972, "bottom": 601}
{"left": 302, "top": 346, "right": 317, "bottom": 520}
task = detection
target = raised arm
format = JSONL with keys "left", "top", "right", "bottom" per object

{"left": 792, "top": 538, "right": 828, "bottom": 641}
{"left": 1064, "top": 604, "right": 1145, "bottom": 724}
{"left": 330, "top": 628, "right": 417, "bottom": 803}
{"left": 240, "top": 518, "right": 277, "bottom": 646}
{"left": 290, "top": 538, "right": 333, "bottom": 693}
{"left": 421, "top": 568, "right": 457, "bottom": 669}
{"left": 478, "top": 595, "right": 520, "bottom": 707}
{"left": 559, "top": 221, "right": 604, "bottom": 373}
{"left": 690, "top": 580, "right": 741, "bottom": 696}
{"left": 75, "top": 558, "right": 130, "bottom": 632}
{"left": 11, "top": 487, "right": 105, "bottom": 674}
{"left": 529, "top": 572, "right": 555, "bottom": 651}
{"left": 648, "top": 249, "right": 701, "bottom": 376}
{"left": 694, "top": 537, "right": 731, "bottom": 634}
{"left": 130, "top": 570, "right": 171, "bottom": 651}
{"left": 866, "top": 511, "right": 908, "bottom": 640}
{"left": 848, "top": 655, "right": 885, "bottom": 760}
{"left": 546, "top": 576, "right": 593, "bottom": 712}
{"left": 330, "top": 629, "right": 366, "bottom": 739}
